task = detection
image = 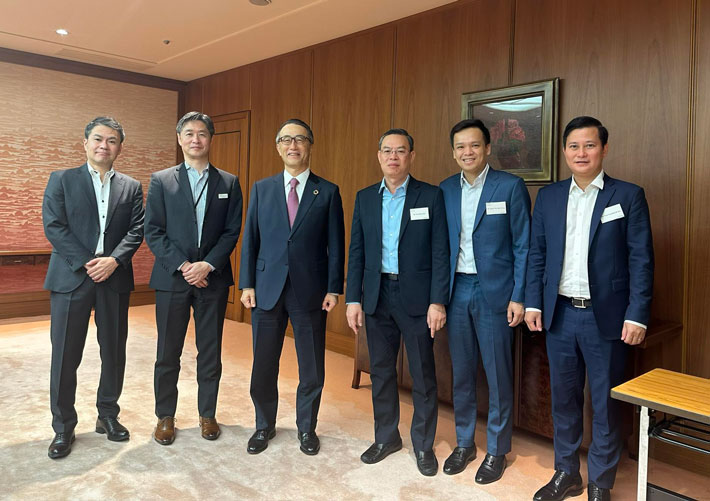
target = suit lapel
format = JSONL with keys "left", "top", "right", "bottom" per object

{"left": 473, "top": 168, "right": 499, "bottom": 232}
{"left": 399, "top": 177, "right": 421, "bottom": 240}
{"left": 175, "top": 164, "right": 194, "bottom": 206}
{"left": 588, "top": 175, "right": 616, "bottom": 248}
{"left": 78, "top": 165, "right": 99, "bottom": 221}
{"left": 274, "top": 172, "right": 291, "bottom": 229}
{"left": 447, "top": 177, "right": 462, "bottom": 237}
{"left": 203, "top": 164, "right": 219, "bottom": 216}
{"left": 551, "top": 179, "right": 571, "bottom": 259}
{"left": 105, "top": 172, "right": 125, "bottom": 228}
{"left": 290, "top": 174, "right": 319, "bottom": 235}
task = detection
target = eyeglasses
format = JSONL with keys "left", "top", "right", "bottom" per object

{"left": 380, "top": 147, "right": 410, "bottom": 157}
{"left": 277, "top": 135, "right": 311, "bottom": 146}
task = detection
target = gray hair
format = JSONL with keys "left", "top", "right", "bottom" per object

{"left": 85, "top": 117, "right": 125, "bottom": 143}
{"left": 276, "top": 118, "right": 314, "bottom": 144}
{"left": 176, "top": 111, "right": 215, "bottom": 137}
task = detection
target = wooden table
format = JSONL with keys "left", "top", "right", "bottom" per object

{"left": 611, "top": 368, "right": 710, "bottom": 500}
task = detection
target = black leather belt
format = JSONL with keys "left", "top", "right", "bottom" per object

{"left": 382, "top": 273, "right": 399, "bottom": 281}
{"left": 560, "top": 295, "right": 592, "bottom": 308}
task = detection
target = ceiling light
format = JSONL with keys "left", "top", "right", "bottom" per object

{"left": 249, "top": 0, "right": 272, "bottom": 5}
{"left": 56, "top": 28, "right": 69, "bottom": 36}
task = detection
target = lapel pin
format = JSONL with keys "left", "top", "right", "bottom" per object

{"left": 313, "top": 189, "right": 319, "bottom": 195}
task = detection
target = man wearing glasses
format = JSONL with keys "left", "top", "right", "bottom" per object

{"left": 239, "top": 118, "right": 345, "bottom": 456}
{"left": 346, "top": 129, "right": 449, "bottom": 476}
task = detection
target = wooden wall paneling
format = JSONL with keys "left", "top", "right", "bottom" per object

{"left": 185, "top": 80, "right": 203, "bottom": 113}
{"left": 201, "top": 66, "right": 251, "bottom": 118}
{"left": 687, "top": 0, "right": 710, "bottom": 378}
{"left": 393, "top": 0, "right": 513, "bottom": 185}
{"left": 513, "top": 0, "right": 690, "bottom": 330}
{"left": 311, "top": 27, "right": 396, "bottom": 342}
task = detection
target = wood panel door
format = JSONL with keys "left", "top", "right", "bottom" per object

{"left": 210, "top": 111, "right": 249, "bottom": 322}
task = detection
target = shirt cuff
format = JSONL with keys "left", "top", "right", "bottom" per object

{"left": 624, "top": 320, "right": 647, "bottom": 330}
{"left": 346, "top": 302, "right": 361, "bottom": 305}
{"left": 205, "top": 262, "right": 215, "bottom": 272}
{"left": 178, "top": 261, "right": 188, "bottom": 271}
{"left": 525, "top": 307, "right": 542, "bottom": 313}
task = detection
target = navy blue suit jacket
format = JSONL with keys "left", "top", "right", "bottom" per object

{"left": 43, "top": 164, "right": 144, "bottom": 294}
{"left": 346, "top": 176, "right": 449, "bottom": 316}
{"left": 238, "top": 171, "right": 345, "bottom": 311}
{"left": 525, "top": 174, "right": 654, "bottom": 339}
{"left": 440, "top": 168, "right": 531, "bottom": 312}
{"left": 145, "top": 163, "right": 243, "bottom": 292}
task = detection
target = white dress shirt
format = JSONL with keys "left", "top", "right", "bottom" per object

{"left": 87, "top": 162, "right": 114, "bottom": 256}
{"left": 284, "top": 168, "right": 310, "bottom": 203}
{"left": 456, "top": 165, "right": 489, "bottom": 274}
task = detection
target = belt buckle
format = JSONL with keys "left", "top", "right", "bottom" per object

{"left": 571, "top": 297, "right": 588, "bottom": 308}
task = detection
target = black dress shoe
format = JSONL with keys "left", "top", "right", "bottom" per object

{"left": 299, "top": 431, "right": 320, "bottom": 455}
{"left": 443, "top": 445, "right": 477, "bottom": 475}
{"left": 533, "top": 470, "right": 584, "bottom": 501}
{"left": 96, "top": 417, "right": 130, "bottom": 442}
{"left": 475, "top": 453, "right": 507, "bottom": 484}
{"left": 48, "top": 432, "right": 75, "bottom": 459}
{"left": 415, "top": 450, "right": 438, "bottom": 476}
{"left": 587, "top": 483, "right": 610, "bottom": 501}
{"left": 360, "top": 438, "right": 403, "bottom": 464}
{"left": 247, "top": 428, "right": 275, "bottom": 454}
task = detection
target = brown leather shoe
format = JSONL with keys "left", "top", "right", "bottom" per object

{"left": 199, "top": 417, "right": 221, "bottom": 440}
{"left": 154, "top": 417, "right": 175, "bottom": 445}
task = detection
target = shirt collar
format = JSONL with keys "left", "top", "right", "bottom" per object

{"left": 185, "top": 161, "right": 210, "bottom": 178}
{"left": 570, "top": 169, "right": 605, "bottom": 193}
{"left": 460, "top": 164, "right": 489, "bottom": 189}
{"left": 86, "top": 161, "right": 115, "bottom": 179}
{"left": 284, "top": 168, "right": 311, "bottom": 188}
{"left": 379, "top": 175, "right": 410, "bottom": 195}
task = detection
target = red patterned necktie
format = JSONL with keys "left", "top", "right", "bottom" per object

{"left": 287, "top": 177, "right": 299, "bottom": 228}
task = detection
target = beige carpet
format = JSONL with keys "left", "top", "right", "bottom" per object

{"left": 1, "top": 306, "right": 708, "bottom": 500}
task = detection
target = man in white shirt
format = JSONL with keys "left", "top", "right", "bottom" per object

{"left": 43, "top": 117, "right": 144, "bottom": 458}
{"left": 525, "top": 116, "right": 654, "bottom": 501}
{"left": 239, "top": 119, "right": 345, "bottom": 456}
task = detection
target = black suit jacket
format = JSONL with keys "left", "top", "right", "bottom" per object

{"left": 238, "top": 171, "right": 345, "bottom": 311}
{"left": 346, "top": 176, "right": 449, "bottom": 316}
{"left": 42, "top": 164, "right": 144, "bottom": 294}
{"left": 144, "top": 163, "right": 243, "bottom": 291}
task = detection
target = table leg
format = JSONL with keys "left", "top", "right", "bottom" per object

{"left": 638, "top": 405, "right": 649, "bottom": 501}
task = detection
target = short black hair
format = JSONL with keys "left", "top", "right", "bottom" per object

{"left": 85, "top": 117, "right": 125, "bottom": 143}
{"left": 563, "top": 116, "right": 609, "bottom": 147}
{"left": 176, "top": 111, "right": 215, "bottom": 137}
{"left": 276, "top": 118, "right": 314, "bottom": 144}
{"left": 378, "top": 128, "right": 414, "bottom": 151}
{"left": 449, "top": 118, "right": 490, "bottom": 146}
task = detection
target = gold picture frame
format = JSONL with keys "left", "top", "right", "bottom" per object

{"left": 462, "top": 78, "right": 559, "bottom": 184}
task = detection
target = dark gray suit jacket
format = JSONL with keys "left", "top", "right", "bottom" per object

{"left": 144, "top": 163, "right": 243, "bottom": 292}
{"left": 42, "top": 164, "right": 145, "bottom": 294}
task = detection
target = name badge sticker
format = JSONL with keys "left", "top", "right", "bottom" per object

{"left": 218, "top": 193, "right": 228, "bottom": 199}
{"left": 410, "top": 207, "right": 429, "bottom": 220}
{"left": 601, "top": 203, "right": 624, "bottom": 223}
{"left": 486, "top": 201, "right": 507, "bottom": 215}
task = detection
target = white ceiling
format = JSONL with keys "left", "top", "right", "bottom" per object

{"left": 0, "top": 0, "right": 456, "bottom": 82}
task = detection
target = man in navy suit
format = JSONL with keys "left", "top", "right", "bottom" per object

{"left": 239, "top": 119, "right": 345, "bottom": 456}
{"left": 346, "top": 129, "right": 449, "bottom": 476}
{"left": 145, "top": 112, "right": 243, "bottom": 445}
{"left": 439, "top": 119, "right": 530, "bottom": 481}
{"left": 525, "top": 116, "right": 653, "bottom": 501}
{"left": 43, "top": 117, "right": 144, "bottom": 458}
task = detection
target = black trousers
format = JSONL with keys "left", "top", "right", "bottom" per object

{"left": 250, "top": 278, "right": 327, "bottom": 433}
{"left": 153, "top": 286, "right": 229, "bottom": 418}
{"left": 365, "top": 278, "right": 438, "bottom": 452}
{"left": 50, "top": 277, "right": 129, "bottom": 433}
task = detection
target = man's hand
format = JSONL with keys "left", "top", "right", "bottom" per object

{"left": 85, "top": 257, "right": 119, "bottom": 283}
{"left": 241, "top": 288, "right": 257, "bottom": 309}
{"left": 621, "top": 322, "right": 646, "bottom": 345}
{"left": 322, "top": 293, "right": 339, "bottom": 312}
{"left": 525, "top": 310, "right": 543, "bottom": 331}
{"left": 346, "top": 303, "right": 364, "bottom": 334}
{"left": 182, "top": 261, "right": 212, "bottom": 287}
{"left": 507, "top": 301, "right": 524, "bottom": 327}
{"left": 427, "top": 303, "right": 446, "bottom": 338}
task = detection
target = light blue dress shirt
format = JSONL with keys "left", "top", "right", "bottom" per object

{"left": 456, "top": 165, "right": 489, "bottom": 274}
{"left": 185, "top": 162, "right": 209, "bottom": 247}
{"left": 380, "top": 175, "right": 409, "bottom": 274}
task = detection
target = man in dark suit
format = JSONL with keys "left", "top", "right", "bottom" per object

{"left": 145, "top": 111, "right": 242, "bottom": 445}
{"left": 525, "top": 116, "right": 654, "bottom": 501}
{"left": 439, "top": 119, "right": 531, "bottom": 481}
{"left": 346, "top": 128, "right": 449, "bottom": 476}
{"left": 239, "top": 118, "right": 345, "bottom": 456}
{"left": 43, "top": 116, "right": 144, "bottom": 459}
